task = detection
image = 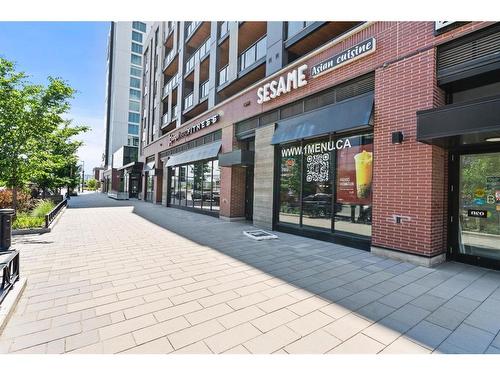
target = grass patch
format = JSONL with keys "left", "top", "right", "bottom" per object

{"left": 31, "top": 200, "right": 55, "bottom": 218}
{"left": 13, "top": 213, "right": 45, "bottom": 229}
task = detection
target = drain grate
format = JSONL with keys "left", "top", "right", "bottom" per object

{"left": 243, "top": 230, "right": 278, "bottom": 241}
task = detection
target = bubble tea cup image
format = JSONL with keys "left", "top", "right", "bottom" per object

{"left": 354, "top": 150, "right": 373, "bottom": 199}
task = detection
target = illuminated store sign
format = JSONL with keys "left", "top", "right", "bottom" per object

{"left": 310, "top": 38, "right": 376, "bottom": 78}
{"left": 169, "top": 114, "right": 219, "bottom": 145}
{"left": 257, "top": 64, "right": 308, "bottom": 104}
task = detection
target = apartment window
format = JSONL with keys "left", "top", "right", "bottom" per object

{"left": 131, "top": 42, "right": 143, "bottom": 54}
{"left": 132, "top": 31, "right": 143, "bottom": 43}
{"left": 130, "top": 77, "right": 141, "bottom": 89}
{"left": 130, "top": 67, "right": 142, "bottom": 77}
{"left": 128, "top": 124, "right": 139, "bottom": 135}
{"left": 129, "top": 100, "right": 140, "bottom": 112}
{"left": 130, "top": 89, "right": 141, "bottom": 100}
{"left": 128, "top": 136, "right": 140, "bottom": 147}
{"left": 132, "top": 22, "right": 147, "bottom": 33}
{"left": 131, "top": 54, "right": 142, "bottom": 66}
{"left": 128, "top": 112, "right": 141, "bottom": 123}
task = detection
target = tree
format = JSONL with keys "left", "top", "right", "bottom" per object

{"left": 0, "top": 57, "right": 88, "bottom": 210}
{"left": 86, "top": 179, "right": 98, "bottom": 191}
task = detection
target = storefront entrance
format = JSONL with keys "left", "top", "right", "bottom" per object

{"left": 451, "top": 151, "right": 500, "bottom": 268}
{"left": 275, "top": 132, "right": 373, "bottom": 249}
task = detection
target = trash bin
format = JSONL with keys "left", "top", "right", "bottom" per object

{"left": 0, "top": 209, "right": 15, "bottom": 251}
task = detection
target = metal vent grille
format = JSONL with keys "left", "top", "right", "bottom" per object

{"left": 336, "top": 74, "right": 375, "bottom": 102}
{"left": 438, "top": 28, "right": 500, "bottom": 72}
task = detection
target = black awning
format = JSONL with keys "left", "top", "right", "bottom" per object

{"left": 270, "top": 92, "right": 373, "bottom": 145}
{"left": 165, "top": 141, "right": 221, "bottom": 167}
{"left": 417, "top": 95, "right": 500, "bottom": 148}
{"left": 218, "top": 150, "right": 255, "bottom": 167}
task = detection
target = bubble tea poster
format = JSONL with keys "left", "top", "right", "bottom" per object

{"left": 336, "top": 136, "right": 373, "bottom": 205}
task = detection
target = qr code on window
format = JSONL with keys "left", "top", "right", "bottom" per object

{"left": 306, "top": 153, "right": 330, "bottom": 182}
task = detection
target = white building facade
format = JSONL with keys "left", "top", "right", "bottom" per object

{"left": 103, "top": 21, "right": 152, "bottom": 168}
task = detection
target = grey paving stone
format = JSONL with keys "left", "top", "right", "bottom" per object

{"left": 319, "top": 287, "right": 355, "bottom": 302}
{"left": 425, "top": 306, "right": 469, "bottom": 331}
{"left": 379, "top": 291, "right": 415, "bottom": 309}
{"left": 442, "top": 295, "right": 481, "bottom": 314}
{"left": 464, "top": 309, "right": 500, "bottom": 334}
{"left": 409, "top": 293, "right": 447, "bottom": 312}
{"left": 405, "top": 320, "right": 452, "bottom": 350}
{"left": 354, "top": 301, "right": 396, "bottom": 323}
{"left": 337, "top": 290, "right": 384, "bottom": 311}
{"left": 439, "top": 324, "right": 495, "bottom": 353}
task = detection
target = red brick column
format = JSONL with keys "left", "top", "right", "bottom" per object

{"left": 372, "top": 48, "right": 447, "bottom": 258}
{"left": 220, "top": 125, "right": 246, "bottom": 219}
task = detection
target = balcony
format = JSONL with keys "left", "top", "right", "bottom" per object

{"left": 286, "top": 21, "right": 316, "bottom": 39}
{"left": 162, "top": 112, "right": 169, "bottom": 126}
{"left": 239, "top": 36, "right": 266, "bottom": 73}
{"left": 219, "top": 65, "right": 229, "bottom": 86}
{"left": 162, "top": 73, "right": 180, "bottom": 98}
{"left": 184, "top": 92, "right": 194, "bottom": 110}
{"left": 163, "top": 49, "right": 177, "bottom": 70}
{"left": 219, "top": 21, "right": 230, "bottom": 39}
{"left": 172, "top": 105, "right": 179, "bottom": 120}
{"left": 185, "top": 21, "right": 201, "bottom": 41}
{"left": 185, "top": 38, "right": 211, "bottom": 73}
{"left": 200, "top": 80, "right": 209, "bottom": 99}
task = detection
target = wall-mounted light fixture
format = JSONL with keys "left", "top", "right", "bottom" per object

{"left": 392, "top": 131, "right": 404, "bottom": 144}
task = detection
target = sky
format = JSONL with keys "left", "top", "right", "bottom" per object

{"left": 0, "top": 21, "right": 109, "bottom": 174}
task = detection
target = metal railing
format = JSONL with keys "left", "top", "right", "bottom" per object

{"left": 220, "top": 21, "right": 230, "bottom": 39}
{"left": 286, "top": 21, "right": 315, "bottom": 39}
{"left": 163, "top": 73, "right": 180, "bottom": 97}
{"left": 185, "top": 38, "right": 211, "bottom": 73}
{"left": 163, "top": 49, "right": 176, "bottom": 70}
{"left": 45, "top": 198, "right": 67, "bottom": 228}
{"left": 162, "top": 112, "right": 169, "bottom": 125}
{"left": 200, "top": 80, "right": 209, "bottom": 99}
{"left": 219, "top": 65, "right": 229, "bottom": 86}
{"left": 184, "top": 92, "right": 194, "bottom": 109}
{"left": 0, "top": 250, "right": 19, "bottom": 305}
{"left": 186, "top": 21, "right": 201, "bottom": 40}
{"left": 239, "top": 36, "right": 266, "bottom": 72}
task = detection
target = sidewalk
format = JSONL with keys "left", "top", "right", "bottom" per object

{"left": 1, "top": 192, "right": 500, "bottom": 354}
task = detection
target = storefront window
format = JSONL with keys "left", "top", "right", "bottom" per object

{"left": 187, "top": 164, "right": 194, "bottom": 207}
{"left": 277, "top": 133, "right": 373, "bottom": 239}
{"left": 201, "top": 161, "right": 213, "bottom": 210}
{"left": 168, "top": 159, "right": 220, "bottom": 213}
{"left": 193, "top": 163, "right": 204, "bottom": 209}
{"left": 334, "top": 134, "right": 373, "bottom": 237}
{"left": 212, "top": 160, "right": 221, "bottom": 211}
{"left": 301, "top": 138, "right": 333, "bottom": 231}
{"left": 179, "top": 165, "right": 187, "bottom": 206}
{"left": 170, "top": 167, "right": 179, "bottom": 204}
{"left": 279, "top": 147, "right": 302, "bottom": 225}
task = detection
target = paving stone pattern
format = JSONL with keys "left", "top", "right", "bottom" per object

{"left": 2, "top": 192, "right": 500, "bottom": 354}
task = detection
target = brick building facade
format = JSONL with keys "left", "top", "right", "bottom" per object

{"left": 139, "top": 21, "right": 500, "bottom": 269}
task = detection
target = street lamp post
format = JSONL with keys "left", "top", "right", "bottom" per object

{"left": 81, "top": 161, "right": 85, "bottom": 192}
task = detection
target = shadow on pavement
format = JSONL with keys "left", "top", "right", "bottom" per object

{"left": 65, "top": 192, "right": 500, "bottom": 354}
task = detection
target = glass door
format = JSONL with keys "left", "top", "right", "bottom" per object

{"left": 457, "top": 152, "right": 500, "bottom": 262}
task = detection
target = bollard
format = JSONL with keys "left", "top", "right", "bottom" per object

{"left": 0, "top": 209, "right": 15, "bottom": 251}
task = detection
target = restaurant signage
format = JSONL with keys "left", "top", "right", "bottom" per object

{"left": 310, "top": 38, "right": 376, "bottom": 78}
{"left": 257, "top": 64, "right": 308, "bottom": 104}
{"left": 169, "top": 114, "right": 219, "bottom": 145}
{"left": 467, "top": 209, "right": 488, "bottom": 218}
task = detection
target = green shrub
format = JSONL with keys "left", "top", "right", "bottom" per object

{"left": 30, "top": 200, "right": 55, "bottom": 218}
{"left": 13, "top": 213, "right": 45, "bottom": 229}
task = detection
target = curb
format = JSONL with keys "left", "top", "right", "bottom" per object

{"left": 0, "top": 277, "right": 27, "bottom": 335}
{"left": 12, "top": 228, "right": 50, "bottom": 236}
